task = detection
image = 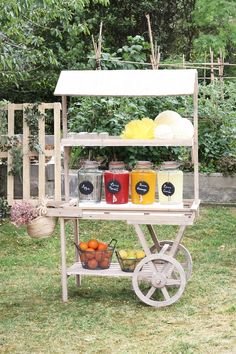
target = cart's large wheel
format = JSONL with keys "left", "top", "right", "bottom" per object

{"left": 150, "top": 240, "right": 192, "bottom": 280}
{"left": 132, "top": 254, "right": 186, "bottom": 308}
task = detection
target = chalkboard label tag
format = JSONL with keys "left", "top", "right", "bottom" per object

{"left": 107, "top": 180, "right": 121, "bottom": 194}
{"left": 135, "top": 181, "right": 149, "bottom": 195}
{"left": 79, "top": 180, "right": 94, "bottom": 195}
{"left": 161, "top": 182, "right": 175, "bottom": 196}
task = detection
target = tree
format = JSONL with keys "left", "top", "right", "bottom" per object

{"left": 0, "top": 0, "right": 109, "bottom": 102}
{"left": 192, "top": 0, "right": 236, "bottom": 62}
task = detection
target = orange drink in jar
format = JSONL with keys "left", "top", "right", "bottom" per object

{"left": 131, "top": 161, "right": 157, "bottom": 204}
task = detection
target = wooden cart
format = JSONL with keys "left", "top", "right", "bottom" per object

{"left": 49, "top": 69, "right": 200, "bottom": 307}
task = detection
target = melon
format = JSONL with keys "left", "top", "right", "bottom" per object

{"left": 154, "top": 124, "right": 173, "bottom": 139}
{"left": 172, "top": 118, "right": 194, "bottom": 139}
{"left": 154, "top": 110, "right": 182, "bottom": 127}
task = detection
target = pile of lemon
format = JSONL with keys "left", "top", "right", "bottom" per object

{"left": 117, "top": 249, "right": 145, "bottom": 272}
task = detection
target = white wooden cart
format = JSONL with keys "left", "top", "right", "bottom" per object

{"left": 47, "top": 69, "right": 200, "bottom": 307}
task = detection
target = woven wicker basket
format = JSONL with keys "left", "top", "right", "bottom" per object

{"left": 27, "top": 216, "right": 57, "bottom": 239}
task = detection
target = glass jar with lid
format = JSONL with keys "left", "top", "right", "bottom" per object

{"left": 78, "top": 160, "right": 103, "bottom": 203}
{"left": 131, "top": 161, "right": 156, "bottom": 204}
{"left": 157, "top": 161, "right": 183, "bottom": 205}
{"left": 104, "top": 161, "right": 129, "bottom": 204}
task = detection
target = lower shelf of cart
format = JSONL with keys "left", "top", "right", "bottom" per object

{"left": 67, "top": 261, "right": 161, "bottom": 278}
{"left": 67, "top": 262, "right": 133, "bottom": 277}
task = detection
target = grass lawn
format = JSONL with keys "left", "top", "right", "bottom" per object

{"left": 0, "top": 206, "right": 236, "bottom": 354}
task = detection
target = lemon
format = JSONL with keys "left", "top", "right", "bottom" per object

{"left": 136, "top": 250, "right": 145, "bottom": 259}
{"left": 119, "top": 250, "right": 128, "bottom": 259}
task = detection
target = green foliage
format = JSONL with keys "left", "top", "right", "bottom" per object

{"left": 197, "top": 81, "right": 236, "bottom": 174}
{"left": 69, "top": 80, "right": 236, "bottom": 174}
{"left": 192, "top": 0, "right": 236, "bottom": 62}
{"left": 24, "top": 104, "right": 45, "bottom": 153}
{"left": 8, "top": 144, "right": 23, "bottom": 179}
{"left": 87, "top": 35, "right": 150, "bottom": 70}
{"left": 0, "top": 197, "right": 9, "bottom": 218}
{"left": 0, "top": 0, "right": 109, "bottom": 102}
{"left": 0, "top": 101, "right": 8, "bottom": 135}
{"left": 69, "top": 93, "right": 188, "bottom": 167}
{"left": 87, "top": 0, "right": 196, "bottom": 58}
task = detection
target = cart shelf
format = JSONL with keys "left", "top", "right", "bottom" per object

{"left": 46, "top": 199, "right": 199, "bottom": 225}
{"left": 67, "top": 261, "right": 167, "bottom": 279}
{"left": 67, "top": 262, "right": 133, "bottom": 277}
{"left": 61, "top": 136, "right": 193, "bottom": 147}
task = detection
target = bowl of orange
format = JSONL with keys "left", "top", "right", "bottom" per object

{"left": 75, "top": 239, "right": 117, "bottom": 270}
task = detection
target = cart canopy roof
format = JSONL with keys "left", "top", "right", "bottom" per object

{"left": 54, "top": 69, "right": 197, "bottom": 97}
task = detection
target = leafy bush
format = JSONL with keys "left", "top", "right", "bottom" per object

{"left": 68, "top": 79, "right": 236, "bottom": 175}
{"left": 197, "top": 81, "right": 236, "bottom": 175}
{"left": 0, "top": 197, "right": 9, "bottom": 219}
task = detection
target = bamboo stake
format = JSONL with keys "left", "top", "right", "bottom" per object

{"left": 182, "top": 54, "right": 186, "bottom": 69}
{"left": 203, "top": 52, "right": 207, "bottom": 86}
{"left": 210, "top": 48, "right": 215, "bottom": 82}
{"left": 218, "top": 48, "right": 224, "bottom": 81}
{"left": 146, "top": 14, "right": 158, "bottom": 69}
{"left": 92, "top": 21, "right": 103, "bottom": 70}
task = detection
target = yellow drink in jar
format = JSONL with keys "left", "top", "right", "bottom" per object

{"left": 131, "top": 161, "right": 156, "bottom": 204}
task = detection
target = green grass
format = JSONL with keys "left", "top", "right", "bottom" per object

{"left": 0, "top": 207, "right": 236, "bottom": 354}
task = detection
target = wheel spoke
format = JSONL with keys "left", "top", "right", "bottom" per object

{"left": 166, "top": 278, "right": 181, "bottom": 286}
{"left": 146, "top": 286, "right": 156, "bottom": 299}
{"left": 161, "top": 286, "right": 170, "bottom": 300}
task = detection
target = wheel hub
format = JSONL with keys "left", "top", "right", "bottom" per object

{"left": 151, "top": 272, "right": 167, "bottom": 288}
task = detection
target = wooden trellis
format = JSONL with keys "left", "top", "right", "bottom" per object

{"left": 0, "top": 102, "right": 62, "bottom": 205}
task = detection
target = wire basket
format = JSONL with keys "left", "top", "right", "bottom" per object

{"left": 116, "top": 251, "right": 144, "bottom": 272}
{"left": 75, "top": 239, "right": 117, "bottom": 270}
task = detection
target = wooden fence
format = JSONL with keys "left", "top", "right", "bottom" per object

{"left": 0, "top": 102, "right": 61, "bottom": 205}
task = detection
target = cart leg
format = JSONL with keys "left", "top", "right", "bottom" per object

{"left": 162, "top": 225, "right": 186, "bottom": 278}
{"left": 60, "top": 218, "right": 68, "bottom": 302}
{"left": 133, "top": 224, "right": 152, "bottom": 257}
{"left": 146, "top": 225, "right": 161, "bottom": 252}
{"left": 168, "top": 226, "right": 186, "bottom": 258}
{"left": 73, "top": 218, "right": 81, "bottom": 287}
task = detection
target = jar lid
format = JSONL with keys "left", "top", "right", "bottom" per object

{"left": 83, "top": 160, "right": 99, "bottom": 168}
{"left": 135, "top": 161, "right": 153, "bottom": 169}
{"left": 160, "top": 161, "right": 180, "bottom": 170}
{"left": 109, "top": 161, "right": 125, "bottom": 169}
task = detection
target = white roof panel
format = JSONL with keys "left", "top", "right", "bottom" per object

{"left": 54, "top": 69, "right": 197, "bottom": 97}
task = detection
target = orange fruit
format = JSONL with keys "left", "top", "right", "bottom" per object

{"left": 79, "top": 242, "right": 88, "bottom": 251}
{"left": 86, "top": 248, "right": 95, "bottom": 260}
{"left": 88, "top": 239, "right": 99, "bottom": 250}
{"left": 87, "top": 258, "right": 98, "bottom": 269}
{"left": 95, "top": 251, "right": 103, "bottom": 262}
{"left": 99, "top": 258, "right": 110, "bottom": 269}
{"left": 80, "top": 253, "right": 86, "bottom": 263}
{"left": 97, "top": 242, "right": 108, "bottom": 251}
{"left": 102, "top": 250, "right": 111, "bottom": 259}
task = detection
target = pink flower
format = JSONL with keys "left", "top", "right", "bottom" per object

{"left": 10, "top": 202, "right": 39, "bottom": 226}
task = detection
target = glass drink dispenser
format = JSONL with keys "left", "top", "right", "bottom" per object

{"left": 157, "top": 161, "right": 183, "bottom": 205}
{"left": 78, "top": 161, "right": 103, "bottom": 203}
{"left": 131, "top": 161, "right": 156, "bottom": 204}
{"left": 104, "top": 161, "right": 129, "bottom": 204}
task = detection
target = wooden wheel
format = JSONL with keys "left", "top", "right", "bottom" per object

{"left": 132, "top": 254, "right": 186, "bottom": 308}
{"left": 150, "top": 240, "right": 192, "bottom": 280}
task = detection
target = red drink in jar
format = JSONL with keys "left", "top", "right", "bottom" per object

{"left": 104, "top": 161, "right": 129, "bottom": 204}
